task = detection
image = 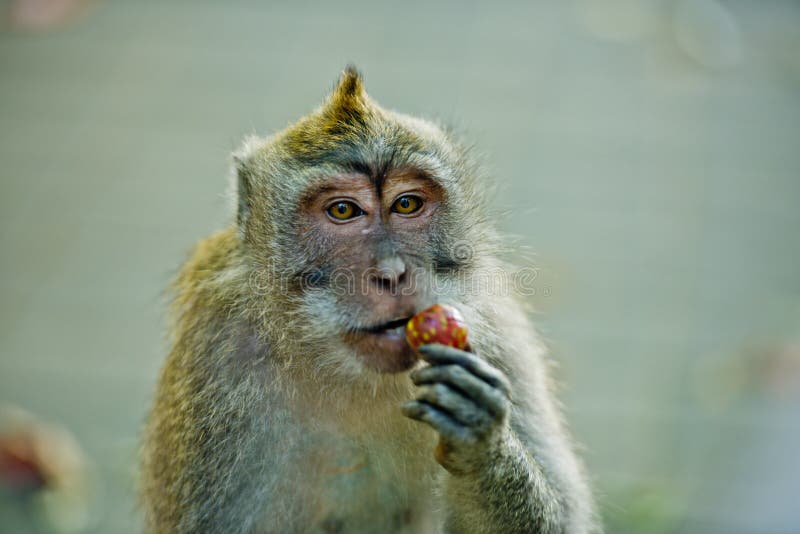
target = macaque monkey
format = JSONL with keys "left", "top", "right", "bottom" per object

{"left": 140, "top": 67, "right": 597, "bottom": 533}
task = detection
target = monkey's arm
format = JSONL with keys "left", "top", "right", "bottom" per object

{"left": 141, "top": 231, "right": 285, "bottom": 533}
{"left": 141, "top": 345, "right": 277, "bottom": 534}
{"left": 403, "top": 344, "right": 591, "bottom": 534}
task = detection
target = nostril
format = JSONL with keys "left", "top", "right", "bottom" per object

{"left": 374, "top": 276, "right": 394, "bottom": 292}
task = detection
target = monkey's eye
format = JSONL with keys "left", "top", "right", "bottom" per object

{"left": 326, "top": 201, "right": 364, "bottom": 221}
{"left": 392, "top": 195, "right": 423, "bottom": 215}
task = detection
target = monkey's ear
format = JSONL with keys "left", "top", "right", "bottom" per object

{"left": 232, "top": 136, "right": 262, "bottom": 229}
{"left": 235, "top": 165, "right": 252, "bottom": 228}
{"left": 231, "top": 151, "right": 253, "bottom": 229}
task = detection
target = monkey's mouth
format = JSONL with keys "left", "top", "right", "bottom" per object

{"left": 347, "top": 316, "right": 417, "bottom": 373}
{"left": 361, "top": 317, "right": 412, "bottom": 335}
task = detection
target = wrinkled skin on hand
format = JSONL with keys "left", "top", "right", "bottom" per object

{"left": 402, "top": 344, "right": 513, "bottom": 476}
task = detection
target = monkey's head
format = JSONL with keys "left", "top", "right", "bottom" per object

{"left": 234, "top": 67, "right": 494, "bottom": 378}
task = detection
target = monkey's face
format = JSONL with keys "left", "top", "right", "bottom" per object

{"left": 236, "top": 69, "right": 484, "bottom": 378}
{"left": 296, "top": 168, "right": 447, "bottom": 374}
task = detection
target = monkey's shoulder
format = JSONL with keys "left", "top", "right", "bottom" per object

{"left": 176, "top": 227, "right": 242, "bottom": 285}
{"left": 168, "top": 227, "right": 249, "bottom": 310}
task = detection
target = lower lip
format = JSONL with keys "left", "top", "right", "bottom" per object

{"left": 368, "top": 325, "right": 409, "bottom": 353}
{"left": 375, "top": 324, "right": 406, "bottom": 339}
{"left": 349, "top": 325, "right": 418, "bottom": 373}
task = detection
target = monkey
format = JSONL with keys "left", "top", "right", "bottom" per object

{"left": 140, "top": 66, "right": 597, "bottom": 533}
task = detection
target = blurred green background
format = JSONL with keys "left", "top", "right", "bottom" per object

{"left": 1, "top": 0, "right": 799, "bottom": 532}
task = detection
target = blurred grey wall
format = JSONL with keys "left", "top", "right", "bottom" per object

{"left": 1, "top": 0, "right": 798, "bottom": 532}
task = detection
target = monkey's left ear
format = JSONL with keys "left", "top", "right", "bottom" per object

{"left": 232, "top": 136, "right": 261, "bottom": 229}
{"left": 235, "top": 164, "right": 252, "bottom": 228}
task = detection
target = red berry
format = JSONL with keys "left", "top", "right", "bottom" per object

{"left": 405, "top": 304, "right": 468, "bottom": 351}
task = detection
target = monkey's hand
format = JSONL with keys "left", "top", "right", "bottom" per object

{"left": 402, "top": 344, "right": 513, "bottom": 475}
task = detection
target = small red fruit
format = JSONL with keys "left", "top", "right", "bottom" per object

{"left": 405, "top": 304, "right": 468, "bottom": 352}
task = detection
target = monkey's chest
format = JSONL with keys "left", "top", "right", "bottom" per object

{"left": 299, "top": 438, "right": 437, "bottom": 533}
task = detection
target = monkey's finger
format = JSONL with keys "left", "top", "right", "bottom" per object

{"left": 401, "top": 401, "right": 475, "bottom": 443}
{"left": 415, "top": 384, "right": 492, "bottom": 430}
{"left": 417, "top": 345, "right": 512, "bottom": 398}
{"left": 410, "top": 365, "right": 509, "bottom": 419}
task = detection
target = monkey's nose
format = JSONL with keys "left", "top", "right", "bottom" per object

{"left": 375, "top": 256, "right": 407, "bottom": 286}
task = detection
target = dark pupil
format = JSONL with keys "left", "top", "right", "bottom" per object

{"left": 399, "top": 197, "right": 410, "bottom": 209}
{"left": 337, "top": 203, "right": 348, "bottom": 214}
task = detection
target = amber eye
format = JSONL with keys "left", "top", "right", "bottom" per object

{"left": 327, "top": 201, "right": 363, "bottom": 221}
{"left": 392, "top": 195, "right": 423, "bottom": 215}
